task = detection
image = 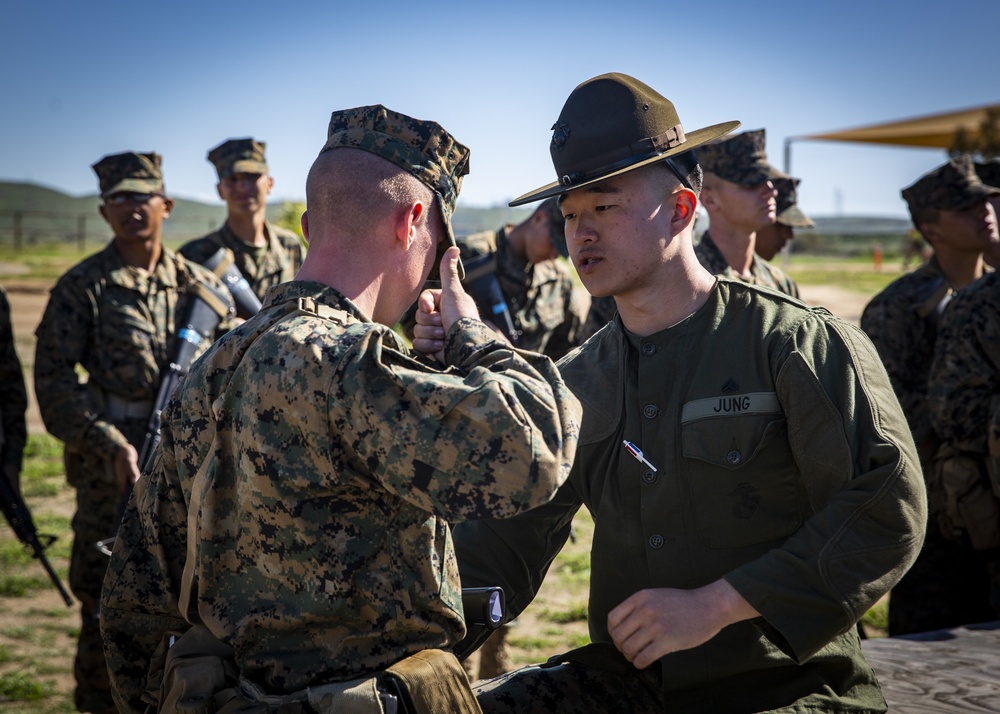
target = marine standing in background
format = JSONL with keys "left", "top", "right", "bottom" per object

{"left": 33, "top": 152, "right": 234, "bottom": 714}
{"left": 179, "top": 138, "right": 305, "bottom": 305}
{"left": 695, "top": 129, "right": 800, "bottom": 298}
{"left": 0, "top": 285, "right": 28, "bottom": 495}
{"left": 861, "top": 155, "right": 999, "bottom": 635}
{"left": 754, "top": 176, "right": 814, "bottom": 263}
{"left": 929, "top": 266, "right": 1000, "bottom": 624}
{"left": 101, "top": 106, "right": 581, "bottom": 713}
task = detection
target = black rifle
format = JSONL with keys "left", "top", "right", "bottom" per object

{"left": 462, "top": 252, "right": 520, "bottom": 345}
{"left": 201, "top": 247, "right": 262, "bottom": 320}
{"left": 0, "top": 470, "right": 74, "bottom": 606}
{"left": 137, "top": 281, "right": 234, "bottom": 472}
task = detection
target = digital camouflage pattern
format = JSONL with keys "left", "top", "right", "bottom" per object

{"left": 902, "top": 154, "right": 1000, "bottom": 213}
{"left": 696, "top": 129, "right": 787, "bottom": 187}
{"left": 457, "top": 280, "right": 924, "bottom": 713}
{"left": 774, "top": 177, "right": 814, "bottom": 228}
{"left": 695, "top": 232, "right": 800, "bottom": 298}
{"left": 321, "top": 105, "right": 470, "bottom": 251}
{"left": 179, "top": 222, "right": 306, "bottom": 303}
{"left": 207, "top": 137, "right": 268, "bottom": 179}
{"left": 0, "top": 286, "right": 27, "bottom": 474}
{"left": 860, "top": 258, "right": 952, "bottom": 462}
{"left": 33, "top": 241, "right": 233, "bottom": 714}
{"left": 92, "top": 151, "right": 165, "bottom": 198}
{"left": 458, "top": 227, "right": 586, "bottom": 359}
{"left": 101, "top": 280, "right": 581, "bottom": 713}
{"left": 929, "top": 272, "right": 1000, "bottom": 613}
{"left": 930, "top": 272, "right": 1000, "bottom": 455}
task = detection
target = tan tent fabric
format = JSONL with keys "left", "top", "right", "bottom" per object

{"left": 805, "top": 103, "right": 1000, "bottom": 148}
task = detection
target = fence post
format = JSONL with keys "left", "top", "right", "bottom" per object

{"left": 13, "top": 211, "right": 22, "bottom": 252}
{"left": 77, "top": 214, "right": 87, "bottom": 252}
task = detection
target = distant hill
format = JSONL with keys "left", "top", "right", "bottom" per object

{"left": 0, "top": 180, "right": 529, "bottom": 249}
{"left": 0, "top": 180, "right": 907, "bottom": 255}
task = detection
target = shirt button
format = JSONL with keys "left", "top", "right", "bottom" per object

{"left": 641, "top": 469, "right": 657, "bottom": 484}
{"left": 642, "top": 342, "right": 656, "bottom": 356}
{"left": 727, "top": 449, "right": 742, "bottom": 465}
{"left": 649, "top": 534, "right": 664, "bottom": 549}
{"left": 643, "top": 404, "right": 658, "bottom": 419}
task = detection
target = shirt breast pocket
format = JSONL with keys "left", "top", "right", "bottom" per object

{"left": 681, "top": 411, "right": 803, "bottom": 548}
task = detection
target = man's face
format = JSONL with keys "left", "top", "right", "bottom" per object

{"left": 559, "top": 168, "right": 680, "bottom": 299}
{"left": 754, "top": 223, "right": 794, "bottom": 261}
{"left": 708, "top": 177, "right": 777, "bottom": 232}
{"left": 217, "top": 172, "right": 274, "bottom": 215}
{"left": 99, "top": 192, "right": 173, "bottom": 244}
{"left": 932, "top": 199, "right": 998, "bottom": 253}
{"left": 525, "top": 211, "right": 559, "bottom": 265}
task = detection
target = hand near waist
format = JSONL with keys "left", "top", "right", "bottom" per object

{"left": 411, "top": 246, "right": 481, "bottom": 363}
{"left": 113, "top": 443, "right": 141, "bottom": 494}
{"left": 607, "top": 579, "right": 760, "bottom": 670}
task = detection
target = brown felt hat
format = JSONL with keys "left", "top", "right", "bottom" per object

{"left": 510, "top": 73, "right": 740, "bottom": 206}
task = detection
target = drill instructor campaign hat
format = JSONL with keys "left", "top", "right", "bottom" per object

{"left": 321, "top": 104, "right": 471, "bottom": 280}
{"left": 510, "top": 73, "right": 740, "bottom": 206}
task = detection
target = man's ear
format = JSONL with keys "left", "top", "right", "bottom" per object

{"left": 672, "top": 190, "right": 697, "bottom": 230}
{"left": 699, "top": 184, "right": 717, "bottom": 212}
{"left": 161, "top": 197, "right": 174, "bottom": 219}
{"left": 395, "top": 200, "right": 427, "bottom": 250}
{"left": 917, "top": 222, "right": 938, "bottom": 247}
{"left": 300, "top": 210, "right": 310, "bottom": 241}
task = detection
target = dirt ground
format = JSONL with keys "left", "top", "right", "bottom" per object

{"left": 0, "top": 273, "right": 873, "bottom": 710}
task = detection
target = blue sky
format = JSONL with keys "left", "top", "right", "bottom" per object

{"left": 3, "top": 0, "right": 997, "bottom": 219}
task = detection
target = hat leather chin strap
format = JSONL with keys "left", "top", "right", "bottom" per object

{"left": 559, "top": 124, "right": 686, "bottom": 188}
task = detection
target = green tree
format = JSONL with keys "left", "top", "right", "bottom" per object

{"left": 275, "top": 201, "right": 306, "bottom": 239}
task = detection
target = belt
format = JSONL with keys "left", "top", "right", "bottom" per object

{"left": 105, "top": 394, "right": 154, "bottom": 421}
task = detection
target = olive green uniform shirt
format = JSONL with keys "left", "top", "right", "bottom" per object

{"left": 456, "top": 280, "right": 925, "bottom": 713}
{"left": 101, "top": 281, "right": 581, "bottom": 713}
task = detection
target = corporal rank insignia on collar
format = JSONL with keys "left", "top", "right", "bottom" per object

{"left": 721, "top": 378, "right": 740, "bottom": 394}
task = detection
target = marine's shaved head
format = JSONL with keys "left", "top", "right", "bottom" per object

{"left": 305, "top": 147, "right": 437, "bottom": 245}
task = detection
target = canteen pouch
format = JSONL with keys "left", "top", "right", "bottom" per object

{"left": 937, "top": 452, "right": 1000, "bottom": 551}
{"left": 383, "top": 649, "right": 482, "bottom": 714}
{"left": 151, "top": 624, "right": 245, "bottom": 714}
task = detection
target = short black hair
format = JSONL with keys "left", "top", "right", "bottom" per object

{"left": 664, "top": 151, "right": 703, "bottom": 196}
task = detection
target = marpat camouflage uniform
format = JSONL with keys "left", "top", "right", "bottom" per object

{"left": 33, "top": 242, "right": 232, "bottom": 712}
{"left": 928, "top": 272, "right": 1000, "bottom": 616}
{"left": 178, "top": 222, "right": 305, "bottom": 303}
{"left": 101, "top": 281, "right": 581, "bottom": 712}
{"left": 0, "top": 285, "right": 28, "bottom": 477}
{"left": 695, "top": 232, "right": 800, "bottom": 298}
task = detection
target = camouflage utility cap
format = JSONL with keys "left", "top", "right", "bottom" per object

{"left": 774, "top": 177, "right": 814, "bottom": 228}
{"left": 976, "top": 160, "right": 1000, "bottom": 189}
{"left": 92, "top": 152, "right": 164, "bottom": 198}
{"left": 698, "top": 129, "right": 788, "bottom": 187}
{"left": 902, "top": 154, "right": 1000, "bottom": 212}
{"left": 510, "top": 73, "right": 740, "bottom": 206}
{"left": 321, "top": 104, "right": 470, "bottom": 279}
{"left": 208, "top": 138, "right": 268, "bottom": 179}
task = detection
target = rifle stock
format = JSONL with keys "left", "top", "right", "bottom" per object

{"left": 0, "top": 469, "right": 73, "bottom": 606}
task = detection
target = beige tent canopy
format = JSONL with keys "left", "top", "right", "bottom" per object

{"left": 802, "top": 102, "right": 1000, "bottom": 149}
{"left": 783, "top": 101, "right": 1000, "bottom": 172}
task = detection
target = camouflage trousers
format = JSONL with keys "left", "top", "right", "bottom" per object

{"left": 67, "top": 450, "right": 124, "bottom": 714}
{"left": 472, "top": 653, "right": 662, "bottom": 713}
